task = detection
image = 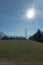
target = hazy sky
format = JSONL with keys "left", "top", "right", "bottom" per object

{"left": 0, "top": 0, "right": 43, "bottom": 36}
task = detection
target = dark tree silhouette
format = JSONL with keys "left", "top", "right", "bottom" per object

{"left": 29, "top": 29, "right": 42, "bottom": 42}
{"left": 2, "top": 36, "right": 9, "bottom": 40}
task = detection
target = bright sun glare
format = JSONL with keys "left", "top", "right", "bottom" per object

{"left": 26, "top": 8, "right": 35, "bottom": 19}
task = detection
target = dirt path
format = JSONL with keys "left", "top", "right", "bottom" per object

{"left": 0, "top": 59, "right": 43, "bottom": 65}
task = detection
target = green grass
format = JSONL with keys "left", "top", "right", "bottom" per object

{"left": 0, "top": 40, "right": 43, "bottom": 62}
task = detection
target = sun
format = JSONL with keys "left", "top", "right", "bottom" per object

{"left": 26, "top": 8, "right": 35, "bottom": 19}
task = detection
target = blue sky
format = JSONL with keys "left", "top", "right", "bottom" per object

{"left": 0, "top": 0, "right": 43, "bottom": 37}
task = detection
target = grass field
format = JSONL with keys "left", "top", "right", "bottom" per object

{"left": 0, "top": 40, "right": 43, "bottom": 65}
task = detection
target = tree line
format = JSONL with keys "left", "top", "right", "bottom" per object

{"left": 1, "top": 29, "right": 43, "bottom": 43}
{"left": 1, "top": 36, "right": 26, "bottom": 40}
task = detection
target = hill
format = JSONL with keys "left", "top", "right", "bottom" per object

{"left": 0, "top": 32, "right": 5, "bottom": 39}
